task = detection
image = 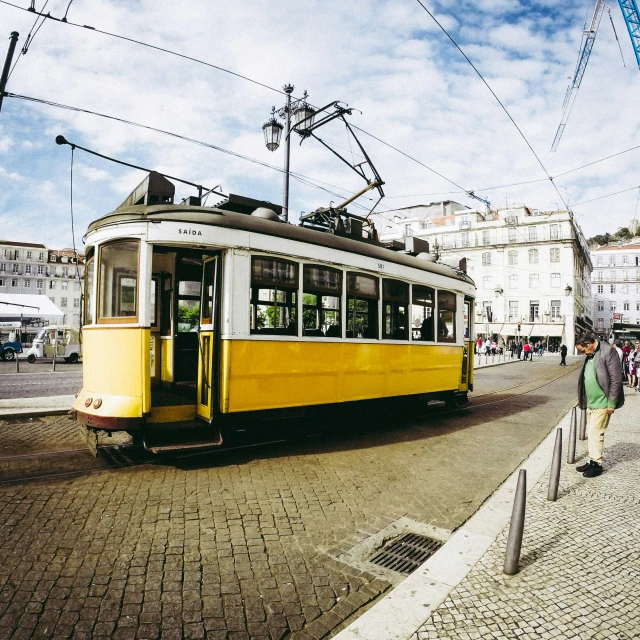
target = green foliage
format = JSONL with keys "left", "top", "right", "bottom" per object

{"left": 178, "top": 303, "right": 200, "bottom": 328}
{"left": 588, "top": 227, "right": 635, "bottom": 248}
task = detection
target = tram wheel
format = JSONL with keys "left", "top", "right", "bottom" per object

{"left": 27, "top": 354, "right": 36, "bottom": 364}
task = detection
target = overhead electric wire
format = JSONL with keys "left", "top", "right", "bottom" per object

{"left": 411, "top": 0, "right": 569, "bottom": 212}
{"left": 0, "top": 0, "right": 287, "bottom": 97}
{"left": 7, "top": 0, "right": 49, "bottom": 80}
{"left": 571, "top": 184, "right": 640, "bottom": 207}
{"left": 3, "top": 0, "right": 636, "bottom": 217}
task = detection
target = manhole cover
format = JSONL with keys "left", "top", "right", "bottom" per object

{"left": 369, "top": 533, "right": 444, "bottom": 575}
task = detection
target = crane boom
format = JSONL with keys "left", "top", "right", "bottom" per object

{"left": 618, "top": 0, "right": 640, "bottom": 68}
{"left": 551, "top": 0, "right": 606, "bottom": 152}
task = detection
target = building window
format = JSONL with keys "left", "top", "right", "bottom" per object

{"left": 24, "top": 280, "right": 31, "bottom": 288}
{"left": 39, "top": 252, "right": 44, "bottom": 261}
{"left": 48, "top": 296, "right": 55, "bottom": 303}
{"left": 37, "top": 280, "right": 43, "bottom": 289}
{"left": 622, "top": 285, "right": 629, "bottom": 294}
{"left": 403, "top": 223, "right": 413, "bottom": 237}
{"left": 597, "top": 318, "right": 604, "bottom": 330}
{"left": 624, "top": 301, "right": 630, "bottom": 311}
{"left": 508, "top": 251, "right": 518, "bottom": 265}
{"left": 73, "top": 298, "right": 80, "bottom": 308}
{"left": 611, "top": 302, "right": 616, "bottom": 311}
{"left": 623, "top": 256, "right": 629, "bottom": 265}
{"left": 508, "top": 301, "right": 519, "bottom": 321}
{"left": 12, "top": 264, "right": 18, "bottom": 274}
{"left": 61, "top": 297, "right": 67, "bottom": 307}
{"left": 508, "top": 228, "right": 517, "bottom": 243}
{"left": 550, "top": 273, "right": 561, "bottom": 288}
{"left": 530, "top": 300, "right": 540, "bottom": 322}
{"left": 529, "top": 273, "right": 539, "bottom": 288}
{"left": 550, "top": 248, "right": 560, "bottom": 263}
{"left": 482, "top": 252, "right": 491, "bottom": 266}
{"left": 596, "top": 256, "right": 603, "bottom": 266}
{"left": 26, "top": 251, "right": 32, "bottom": 260}
{"left": 550, "top": 224, "right": 559, "bottom": 240}
{"left": 49, "top": 280, "right": 56, "bottom": 290}
{"left": 637, "top": 302, "right": 640, "bottom": 312}
{"left": 25, "top": 265, "right": 31, "bottom": 275}
{"left": 624, "top": 271, "right": 629, "bottom": 281}
{"left": 509, "top": 274, "right": 518, "bottom": 289}
{"left": 61, "top": 281, "right": 68, "bottom": 290}
{"left": 597, "top": 285, "right": 603, "bottom": 293}
{"left": 550, "top": 300, "right": 561, "bottom": 320}
{"left": 0, "top": 279, "right": 4, "bottom": 287}
{"left": 611, "top": 284, "right": 616, "bottom": 294}
{"left": 597, "top": 301, "right": 604, "bottom": 311}
{"left": 62, "top": 267, "right": 68, "bottom": 277}
{"left": 482, "top": 230, "right": 491, "bottom": 245}
{"left": 482, "top": 275, "right": 492, "bottom": 290}
{"left": 529, "top": 227, "right": 537, "bottom": 241}
{"left": 11, "top": 279, "right": 17, "bottom": 288}
{"left": 461, "top": 232, "right": 469, "bottom": 247}
{"left": 37, "top": 265, "right": 44, "bottom": 275}
{"left": 0, "top": 263, "right": 5, "bottom": 273}
{"left": 597, "top": 271, "right": 603, "bottom": 281}
{"left": 74, "top": 282, "right": 81, "bottom": 291}
{"left": 302, "top": 265, "right": 342, "bottom": 337}
{"left": 609, "top": 256, "right": 615, "bottom": 265}
{"left": 528, "top": 249, "right": 538, "bottom": 264}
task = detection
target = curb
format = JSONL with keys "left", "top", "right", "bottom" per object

{"left": 0, "top": 408, "right": 71, "bottom": 420}
{"left": 333, "top": 406, "right": 575, "bottom": 640}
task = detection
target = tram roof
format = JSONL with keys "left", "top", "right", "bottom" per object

{"left": 87, "top": 204, "right": 475, "bottom": 287}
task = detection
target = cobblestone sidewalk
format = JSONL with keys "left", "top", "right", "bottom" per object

{"left": 412, "top": 395, "right": 640, "bottom": 640}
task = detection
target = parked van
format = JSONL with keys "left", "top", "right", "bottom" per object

{"left": 26, "top": 326, "right": 82, "bottom": 363}
{"left": 0, "top": 321, "right": 23, "bottom": 361}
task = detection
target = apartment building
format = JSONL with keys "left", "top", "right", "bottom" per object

{"left": 372, "top": 202, "right": 593, "bottom": 351}
{"left": 591, "top": 241, "right": 640, "bottom": 336}
{"left": 0, "top": 241, "right": 85, "bottom": 329}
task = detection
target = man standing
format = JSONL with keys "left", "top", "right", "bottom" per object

{"left": 575, "top": 332, "right": 625, "bottom": 478}
{"left": 560, "top": 343, "right": 568, "bottom": 366}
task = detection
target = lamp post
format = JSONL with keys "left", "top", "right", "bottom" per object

{"left": 262, "top": 85, "right": 316, "bottom": 222}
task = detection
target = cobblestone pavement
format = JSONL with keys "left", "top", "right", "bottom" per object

{"left": 413, "top": 393, "right": 640, "bottom": 640}
{"left": 0, "top": 362, "right": 581, "bottom": 639}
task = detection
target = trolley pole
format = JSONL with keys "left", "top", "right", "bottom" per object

{"left": 0, "top": 32, "right": 19, "bottom": 114}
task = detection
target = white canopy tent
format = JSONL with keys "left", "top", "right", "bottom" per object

{"left": 0, "top": 294, "right": 64, "bottom": 327}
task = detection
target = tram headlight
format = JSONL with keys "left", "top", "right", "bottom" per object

{"left": 93, "top": 399, "right": 102, "bottom": 409}
{"left": 85, "top": 398, "right": 93, "bottom": 407}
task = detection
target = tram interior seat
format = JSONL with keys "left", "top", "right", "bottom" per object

{"left": 326, "top": 325, "right": 341, "bottom": 338}
{"left": 303, "top": 328, "right": 324, "bottom": 337}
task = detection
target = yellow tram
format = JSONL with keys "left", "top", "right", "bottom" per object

{"left": 73, "top": 177, "right": 475, "bottom": 452}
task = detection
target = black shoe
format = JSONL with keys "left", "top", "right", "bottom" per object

{"left": 583, "top": 462, "right": 603, "bottom": 478}
{"left": 576, "top": 460, "right": 593, "bottom": 473}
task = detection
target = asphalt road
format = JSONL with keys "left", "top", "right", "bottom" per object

{"left": 0, "top": 357, "right": 584, "bottom": 639}
{"left": 0, "top": 360, "right": 83, "bottom": 398}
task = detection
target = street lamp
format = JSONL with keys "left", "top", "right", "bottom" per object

{"left": 493, "top": 286, "right": 503, "bottom": 298}
{"left": 564, "top": 284, "right": 573, "bottom": 296}
{"left": 262, "top": 85, "right": 316, "bottom": 223}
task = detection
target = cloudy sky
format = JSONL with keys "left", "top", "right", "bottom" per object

{"left": 1, "top": 0, "right": 639, "bottom": 249}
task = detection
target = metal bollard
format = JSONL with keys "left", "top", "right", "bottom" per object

{"left": 567, "top": 407, "right": 577, "bottom": 464}
{"left": 504, "top": 469, "right": 527, "bottom": 575}
{"left": 547, "top": 429, "right": 562, "bottom": 502}
{"left": 578, "top": 408, "right": 587, "bottom": 441}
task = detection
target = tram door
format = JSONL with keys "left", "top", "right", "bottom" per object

{"left": 196, "top": 256, "right": 219, "bottom": 422}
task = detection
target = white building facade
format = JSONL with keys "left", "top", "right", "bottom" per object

{"left": 0, "top": 241, "right": 85, "bottom": 329}
{"left": 372, "top": 202, "right": 593, "bottom": 351}
{"left": 590, "top": 241, "right": 640, "bottom": 336}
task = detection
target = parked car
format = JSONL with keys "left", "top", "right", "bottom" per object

{"left": 26, "top": 326, "right": 82, "bottom": 363}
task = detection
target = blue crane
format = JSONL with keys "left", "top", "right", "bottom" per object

{"left": 618, "top": 0, "right": 640, "bottom": 68}
{"left": 551, "top": 0, "right": 607, "bottom": 152}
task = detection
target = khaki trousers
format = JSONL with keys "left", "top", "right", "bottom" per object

{"left": 587, "top": 408, "right": 611, "bottom": 465}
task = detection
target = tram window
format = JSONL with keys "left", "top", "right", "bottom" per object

{"left": 437, "top": 290, "right": 456, "bottom": 343}
{"left": 346, "top": 273, "right": 379, "bottom": 339}
{"left": 303, "top": 265, "right": 342, "bottom": 337}
{"left": 412, "top": 285, "right": 435, "bottom": 341}
{"left": 250, "top": 257, "right": 298, "bottom": 335}
{"left": 84, "top": 257, "right": 95, "bottom": 325}
{"left": 383, "top": 279, "right": 409, "bottom": 340}
{"left": 177, "top": 281, "right": 201, "bottom": 332}
{"left": 150, "top": 277, "right": 159, "bottom": 327}
{"left": 98, "top": 240, "right": 139, "bottom": 322}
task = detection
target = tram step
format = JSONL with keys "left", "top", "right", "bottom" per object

{"left": 143, "top": 426, "right": 223, "bottom": 454}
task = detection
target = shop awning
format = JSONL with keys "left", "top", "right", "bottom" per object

{"left": 531, "top": 324, "right": 564, "bottom": 337}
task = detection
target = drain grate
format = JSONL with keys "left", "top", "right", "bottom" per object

{"left": 369, "top": 533, "right": 444, "bottom": 575}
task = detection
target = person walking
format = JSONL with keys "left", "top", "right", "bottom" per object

{"left": 523, "top": 341, "right": 531, "bottom": 361}
{"left": 560, "top": 343, "right": 568, "bottom": 366}
{"left": 575, "top": 332, "right": 625, "bottom": 478}
{"left": 516, "top": 339, "right": 523, "bottom": 360}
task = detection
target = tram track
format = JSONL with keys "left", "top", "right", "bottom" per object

{"left": 0, "top": 364, "right": 581, "bottom": 485}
